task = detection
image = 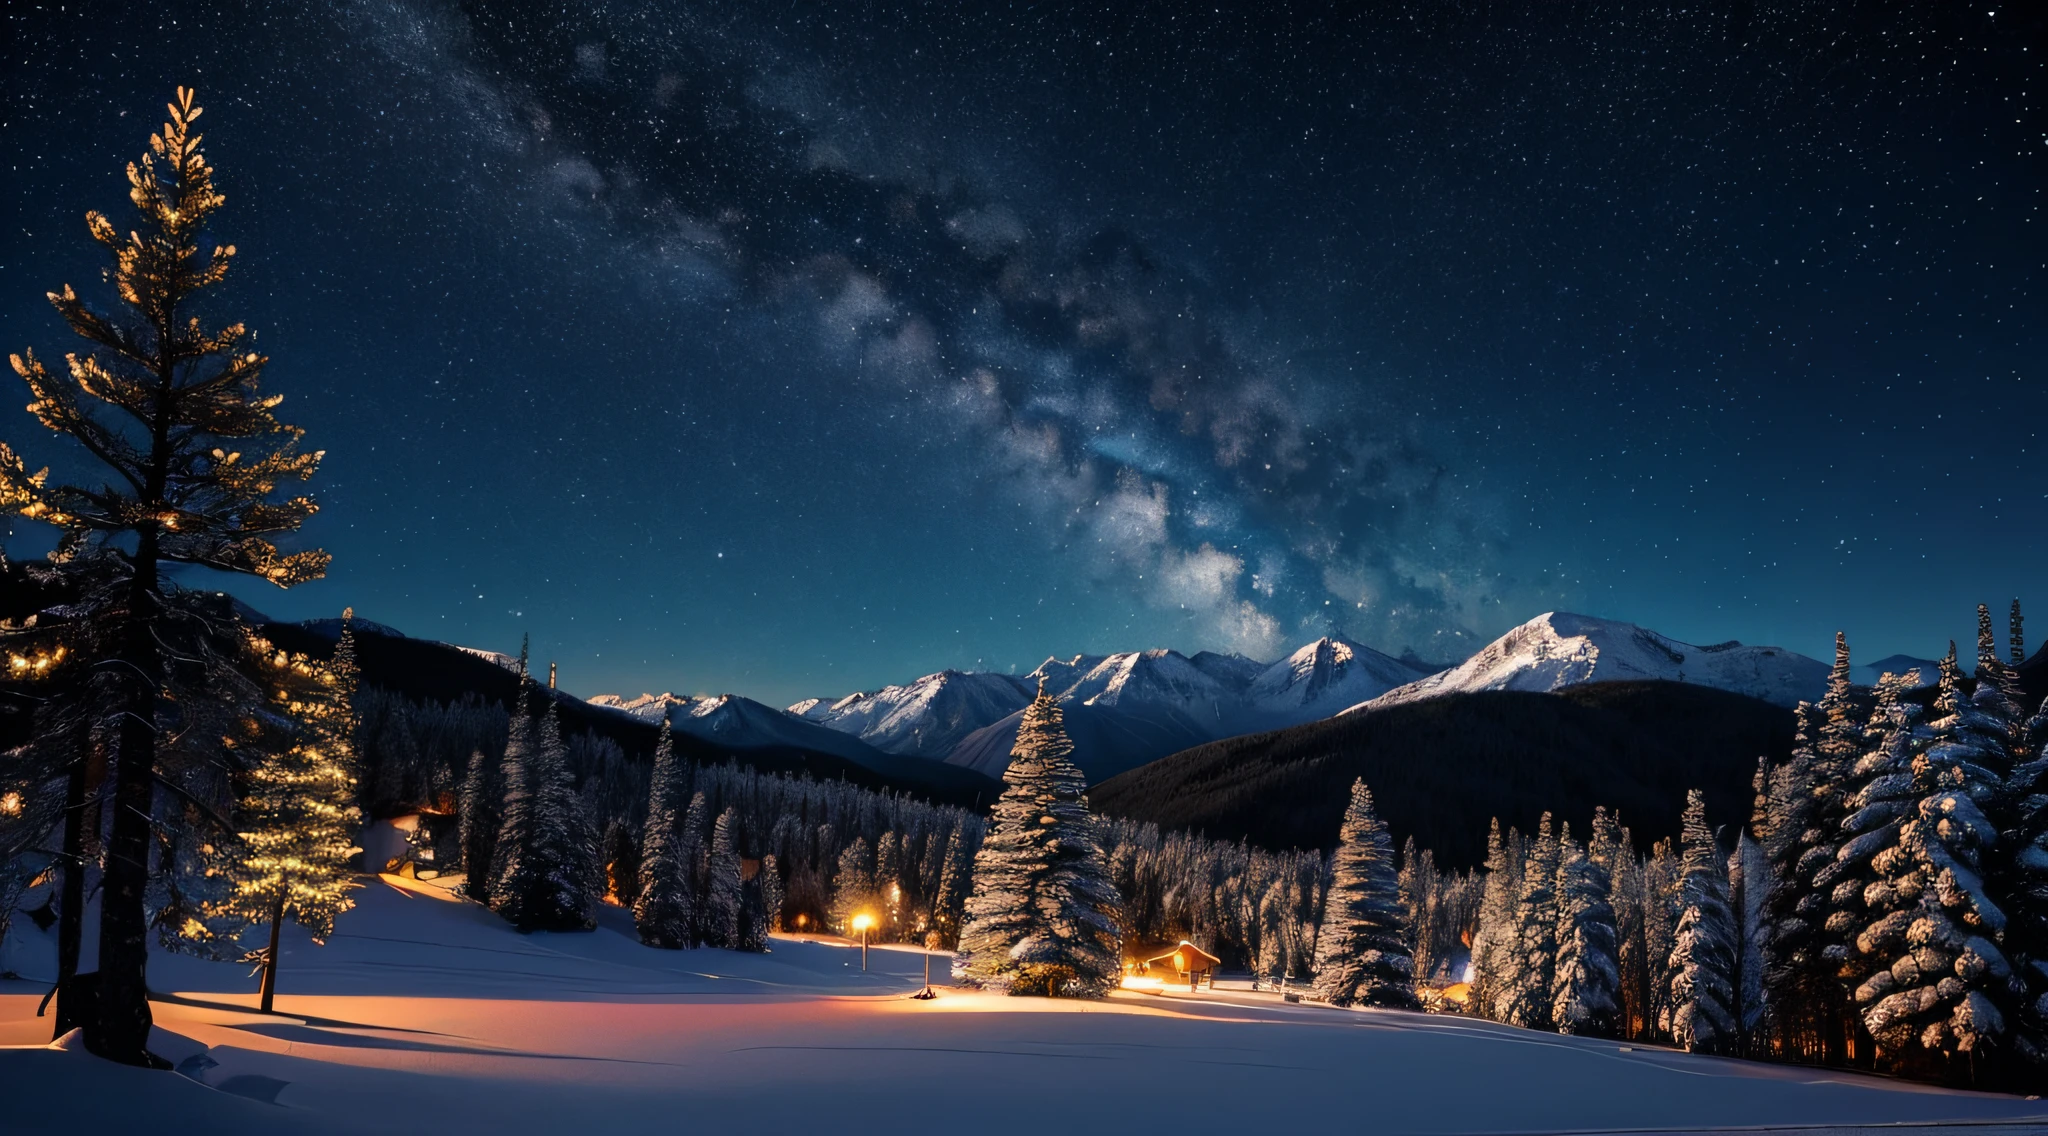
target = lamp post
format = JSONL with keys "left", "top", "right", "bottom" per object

{"left": 852, "top": 913, "right": 874, "bottom": 971}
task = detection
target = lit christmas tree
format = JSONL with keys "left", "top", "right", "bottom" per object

{"left": 212, "top": 637, "right": 362, "bottom": 1013}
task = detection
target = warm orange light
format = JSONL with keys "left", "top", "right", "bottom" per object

{"left": 0, "top": 791, "right": 21, "bottom": 816}
{"left": 851, "top": 913, "right": 875, "bottom": 933}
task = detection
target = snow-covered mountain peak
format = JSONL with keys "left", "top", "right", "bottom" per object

{"left": 1350, "top": 612, "right": 1828, "bottom": 713}
{"left": 587, "top": 691, "right": 691, "bottom": 722}
{"left": 1243, "top": 634, "right": 1428, "bottom": 720}
{"left": 1063, "top": 650, "right": 1230, "bottom": 715}
{"left": 787, "top": 668, "right": 1032, "bottom": 759}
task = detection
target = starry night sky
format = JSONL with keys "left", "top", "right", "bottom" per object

{"left": 4, "top": 2, "right": 2043, "bottom": 705}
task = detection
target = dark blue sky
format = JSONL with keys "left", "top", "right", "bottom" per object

{"left": 4, "top": 2, "right": 2043, "bottom": 705}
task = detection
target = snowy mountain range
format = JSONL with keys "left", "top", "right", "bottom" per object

{"left": 791, "top": 637, "right": 1431, "bottom": 783}
{"left": 1345, "top": 612, "right": 1830, "bottom": 715}
{"left": 585, "top": 691, "right": 997, "bottom": 797}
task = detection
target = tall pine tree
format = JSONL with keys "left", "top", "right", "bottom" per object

{"left": 1668, "top": 790, "right": 1739, "bottom": 1054}
{"left": 633, "top": 721, "right": 693, "bottom": 948}
{"left": 1858, "top": 644, "right": 2013, "bottom": 1072}
{"left": 1, "top": 87, "right": 328, "bottom": 1065}
{"left": 1553, "top": 826, "right": 1620, "bottom": 1036}
{"left": 1312, "top": 780, "right": 1418, "bottom": 1009}
{"left": 959, "top": 682, "right": 1122, "bottom": 996}
{"left": 1500, "top": 813, "right": 1559, "bottom": 1029}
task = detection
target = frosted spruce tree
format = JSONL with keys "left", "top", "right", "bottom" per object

{"left": 214, "top": 643, "right": 362, "bottom": 1013}
{"left": 1501, "top": 813, "right": 1559, "bottom": 1029}
{"left": 960, "top": 681, "right": 1122, "bottom": 996}
{"left": 1757, "top": 633, "right": 1863, "bottom": 1061}
{"left": 1470, "top": 818, "right": 1521, "bottom": 1019}
{"left": 492, "top": 694, "right": 598, "bottom": 932}
{"left": 457, "top": 748, "right": 496, "bottom": 897}
{"left": 1, "top": 88, "right": 329, "bottom": 1065}
{"left": 634, "top": 720, "right": 693, "bottom": 948}
{"left": 1552, "top": 827, "right": 1620, "bottom": 1036}
{"left": 1668, "top": 790, "right": 1738, "bottom": 1054}
{"left": 704, "top": 808, "right": 744, "bottom": 949}
{"left": 1856, "top": 645, "right": 2013, "bottom": 1070}
{"left": 1819, "top": 672, "right": 1927, "bottom": 1019}
{"left": 1312, "top": 780, "right": 1418, "bottom": 1009}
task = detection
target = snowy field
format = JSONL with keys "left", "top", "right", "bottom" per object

{"left": 3, "top": 874, "right": 2044, "bottom": 1135}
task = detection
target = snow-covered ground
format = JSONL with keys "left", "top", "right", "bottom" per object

{"left": 4, "top": 875, "right": 2043, "bottom": 1135}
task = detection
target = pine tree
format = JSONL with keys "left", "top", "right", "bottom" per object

{"left": 633, "top": 721, "right": 692, "bottom": 948}
{"left": 457, "top": 747, "right": 496, "bottom": 898}
{"left": 1757, "top": 632, "right": 1864, "bottom": 1061}
{"left": 931, "top": 826, "right": 971, "bottom": 948}
{"left": 959, "top": 682, "right": 1122, "bottom": 996}
{"left": 1668, "top": 790, "right": 1739, "bottom": 1054}
{"left": 1470, "top": 818, "right": 1521, "bottom": 1020}
{"left": 491, "top": 695, "right": 597, "bottom": 932}
{"left": 1858, "top": 645, "right": 2014, "bottom": 1070}
{"left": 1821, "top": 672, "right": 1926, "bottom": 1019}
{"left": 1312, "top": 780, "right": 1418, "bottom": 1009}
{"left": 704, "top": 808, "right": 743, "bottom": 949}
{"left": 759, "top": 854, "right": 785, "bottom": 936}
{"left": 209, "top": 641, "right": 361, "bottom": 1013}
{"left": 1, "top": 88, "right": 329, "bottom": 1065}
{"left": 1500, "top": 814, "right": 1559, "bottom": 1029}
{"left": 1553, "top": 826, "right": 1620, "bottom": 1036}
{"left": 831, "top": 837, "right": 876, "bottom": 932}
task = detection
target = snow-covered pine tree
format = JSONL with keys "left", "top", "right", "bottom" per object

{"left": 634, "top": 721, "right": 693, "bottom": 948}
{"left": 1819, "top": 672, "right": 1926, "bottom": 1021}
{"left": 1312, "top": 780, "right": 1418, "bottom": 1009}
{"left": 212, "top": 644, "right": 362, "bottom": 1013}
{"left": 1729, "top": 830, "right": 1770, "bottom": 1053}
{"left": 959, "top": 681, "right": 1122, "bottom": 996}
{"left": 1857, "top": 644, "right": 2015, "bottom": 1071}
{"left": 831, "top": 836, "right": 875, "bottom": 932}
{"left": 1553, "top": 825, "right": 1620, "bottom": 1036}
{"left": 1590, "top": 808, "right": 1648, "bottom": 1036}
{"left": 876, "top": 831, "right": 904, "bottom": 937}
{"left": 491, "top": 695, "right": 598, "bottom": 932}
{"left": 1639, "top": 838, "right": 1682, "bottom": 1040}
{"left": 1668, "top": 790, "right": 1739, "bottom": 1054}
{"left": 759, "top": 854, "right": 785, "bottom": 936}
{"left": 1500, "top": 813, "right": 1560, "bottom": 1030}
{"left": 1470, "top": 818, "right": 1521, "bottom": 1021}
{"left": 931, "top": 824, "right": 971, "bottom": 948}
{"left": 457, "top": 748, "right": 496, "bottom": 898}
{"left": 704, "top": 808, "right": 743, "bottom": 949}
{"left": 1758, "top": 632, "right": 1864, "bottom": 1061}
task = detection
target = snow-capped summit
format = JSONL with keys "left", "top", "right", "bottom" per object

{"left": 1027, "top": 654, "right": 1113, "bottom": 695}
{"left": 1348, "top": 612, "right": 1828, "bottom": 713}
{"left": 1062, "top": 650, "right": 1233, "bottom": 721}
{"left": 786, "top": 670, "right": 1032, "bottom": 758}
{"left": 591, "top": 690, "right": 893, "bottom": 765}
{"left": 1242, "top": 636, "right": 1430, "bottom": 728}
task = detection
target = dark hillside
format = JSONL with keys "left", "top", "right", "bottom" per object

{"left": 1089, "top": 680, "right": 1794, "bottom": 868}
{"left": 259, "top": 620, "right": 996, "bottom": 808}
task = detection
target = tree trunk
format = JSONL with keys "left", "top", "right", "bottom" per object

{"left": 259, "top": 892, "right": 285, "bottom": 1014}
{"left": 51, "top": 751, "right": 88, "bottom": 1039}
{"left": 88, "top": 570, "right": 163, "bottom": 1067}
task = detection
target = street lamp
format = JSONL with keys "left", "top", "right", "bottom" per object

{"left": 852, "top": 912, "right": 874, "bottom": 971}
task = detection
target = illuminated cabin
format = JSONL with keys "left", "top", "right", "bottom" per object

{"left": 1127, "top": 940, "right": 1221, "bottom": 990}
